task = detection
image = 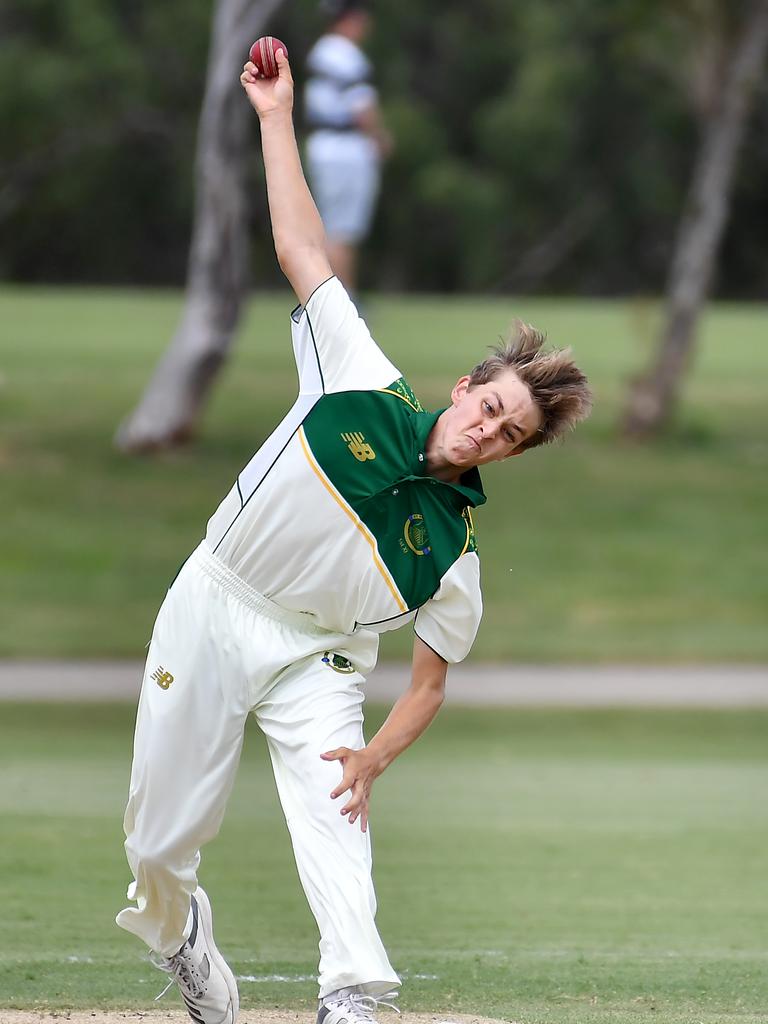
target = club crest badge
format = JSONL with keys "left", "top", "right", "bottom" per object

{"left": 403, "top": 512, "right": 431, "bottom": 556}
{"left": 322, "top": 652, "right": 355, "bottom": 674}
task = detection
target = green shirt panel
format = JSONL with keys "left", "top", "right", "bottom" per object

{"left": 302, "top": 379, "right": 479, "bottom": 614}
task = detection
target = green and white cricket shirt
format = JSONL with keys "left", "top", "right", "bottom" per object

{"left": 204, "top": 277, "right": 485, "bottom": 664}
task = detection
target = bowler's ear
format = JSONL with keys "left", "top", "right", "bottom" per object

{"left": 451, "top": 375, "right": 471, "bottom": 406}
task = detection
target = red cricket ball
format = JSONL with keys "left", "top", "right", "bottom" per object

{"left": 249, "top": 36, "right": 288, "bottom": 78}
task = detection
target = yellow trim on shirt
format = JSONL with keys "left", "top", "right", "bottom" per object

{"left": 298, "top": 427, "right": 407, "bottom": 613}
{"left": 459, "top": 512, "right": 472, "bottom": 557}
{"left": 378, "top": 387, "right": 420, "bottom": 412}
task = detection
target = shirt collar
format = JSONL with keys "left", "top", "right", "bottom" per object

{"left": 410, "top": 409, "right": 487, "bottom": 509}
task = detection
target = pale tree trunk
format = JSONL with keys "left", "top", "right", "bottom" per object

{"left": 622, "top": 0, "right": 768, "bottom": 439}
{"left": 115, "top": 0, "right": 287, "bottom": 452}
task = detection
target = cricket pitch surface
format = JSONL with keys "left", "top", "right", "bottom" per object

{"left": 2, "top": 1013, "right": 511, "bottom": 1024}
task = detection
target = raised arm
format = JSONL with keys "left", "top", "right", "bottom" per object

{"left": 240, "top": 49, "right": 332, "bottom": 306}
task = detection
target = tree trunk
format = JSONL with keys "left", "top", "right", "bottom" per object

{"left": 621, "top": 0, "right": 768, "bottom": 439}
{"left": 115, "top": 0, "right": 286, "bottom": 452}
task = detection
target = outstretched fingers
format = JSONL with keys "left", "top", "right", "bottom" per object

{"left": 344, "top": 784, "right": 369, "bottom": 831}
{"left": 321, "top": 747, "right": 372, "bottom": 830}
{"left": 322, "top": 747, "right": 353, "bottom": 799}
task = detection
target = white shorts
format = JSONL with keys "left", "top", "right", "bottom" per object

{"left": 116, "top": 542, "right": 398, "bottom": 997}
{"left": 307, "top": 132, "right": 381, "bottom": 244}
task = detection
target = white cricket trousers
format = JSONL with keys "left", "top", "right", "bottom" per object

{"left": 116, "top": 542, "right": 400, "bottom": 998}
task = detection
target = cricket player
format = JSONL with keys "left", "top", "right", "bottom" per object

{"left": 115, "top": 46, "right": 592, "bottom": 1024}
{"left": 304, "top": 0, "right": 392, "bottom": 294}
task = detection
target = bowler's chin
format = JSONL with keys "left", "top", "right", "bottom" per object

{"left": 448, "top": 448, "right": 478, "bottom": 468}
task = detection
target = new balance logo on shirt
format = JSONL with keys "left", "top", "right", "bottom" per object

{"left": 151, "top": 667, "right": 174, "bottom": 690}
{"left": 341, "top": 432, "right": 376, "bottom": 462}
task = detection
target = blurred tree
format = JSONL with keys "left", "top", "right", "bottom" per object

{"left": 114, "top": 0, "right": 287, "bottom": 452}
{"left": 2, "top": 0, "right": 767, "bottom": 298}
{"left": 0, "top": 1, "right": 212, "bottom": 281}
{"left": 622, "top": 0, "right": 768, "bottom": 438}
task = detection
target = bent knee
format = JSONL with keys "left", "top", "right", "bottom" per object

{"left": 125, "top": 836, "right": 199, "bottom": 878}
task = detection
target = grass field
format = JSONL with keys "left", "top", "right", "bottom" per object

{"left": 2, "top": 287, "right": 767, "bottom": 662}
{"left": 0, "top": 702, "right": 766, "bottom": 1023}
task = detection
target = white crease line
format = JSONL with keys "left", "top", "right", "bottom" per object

{"left": 236, "top": 973, "right": 316, "bottom": 983}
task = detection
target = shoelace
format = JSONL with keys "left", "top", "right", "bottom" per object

{"left": 150, "top": 946, "right": 207, "bottom": 1002}
{"left": 329, "top": 990, "right": 400, "bottom": 1023}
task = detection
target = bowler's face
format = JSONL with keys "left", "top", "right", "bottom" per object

{"left": 440, "top": 370, "right": 543, "bottom": 469}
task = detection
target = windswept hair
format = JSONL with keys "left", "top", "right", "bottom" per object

{"left": 468, "top": 321, "right": 592, "bottom": 450}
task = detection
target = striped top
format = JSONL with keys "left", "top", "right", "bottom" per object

{"left": 304, "top": 33, "right": 377, "bottom": 132}
{"left": 204, "top": 278, "right": 484, "bottom": 664}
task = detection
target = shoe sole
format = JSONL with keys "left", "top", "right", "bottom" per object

{"left": 194, "top": 886, "right": 240, "bottom": 1024}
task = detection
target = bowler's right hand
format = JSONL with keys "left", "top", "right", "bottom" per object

{"left": 240, "top": 48, "right": 293, "bottom": 119}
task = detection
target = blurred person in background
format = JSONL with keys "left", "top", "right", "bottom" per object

{"left": 304, "top": 0, "right": 392, "bottom": 298}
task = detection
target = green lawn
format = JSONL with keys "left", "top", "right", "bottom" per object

{"left": 0, "top": 702, "right": 766, "bottom": 1023}
{"left": 1, "top": 286, "right": 767, "bottom": 661}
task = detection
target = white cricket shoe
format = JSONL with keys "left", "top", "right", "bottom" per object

{"left": 317, "top": 988, "right": 399, "bottom": 1024}
{"left": 151, "top": 886, "right": 239, "bottom": 1024}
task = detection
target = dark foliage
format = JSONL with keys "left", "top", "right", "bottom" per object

{"left": 1, "top": 0, "right": 765, "bottom": 295}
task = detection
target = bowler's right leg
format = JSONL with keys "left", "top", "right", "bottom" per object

{"left": 116, "top": 559, "right": 250, "bottom": 1021}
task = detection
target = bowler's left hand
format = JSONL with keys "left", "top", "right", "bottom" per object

{"left": 321, "top": 746, "right": 381, "bottom": 832}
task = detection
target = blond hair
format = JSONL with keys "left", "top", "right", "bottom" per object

{"left": 468, "top": 321, "right": 592, "bottom": 450}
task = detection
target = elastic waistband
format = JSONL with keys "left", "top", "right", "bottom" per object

{"left": 190, "top": 544, "right": 330, "bottom": 635}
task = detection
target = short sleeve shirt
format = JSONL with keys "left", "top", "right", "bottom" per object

{"left": 304, "top": 33, "right": 378, "bottom": 131}
{"left": 204, "top": 278, "right": 485, "bottom": 664}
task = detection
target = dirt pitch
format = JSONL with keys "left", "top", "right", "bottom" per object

{"left": 1, "top": 1013, "right": 513, "bottom": 1024}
